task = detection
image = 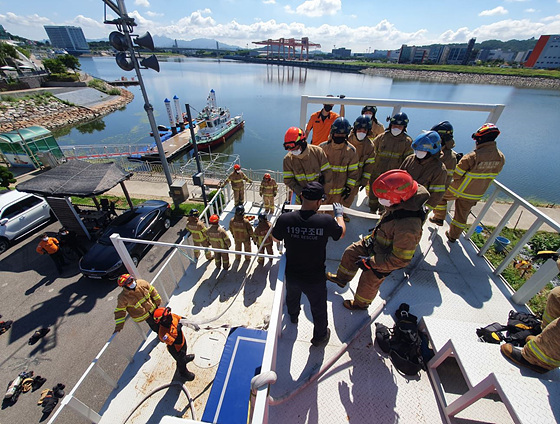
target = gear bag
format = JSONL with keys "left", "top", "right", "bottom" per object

{"left": 476, "top": 310, "right": 542, "bottom": 347}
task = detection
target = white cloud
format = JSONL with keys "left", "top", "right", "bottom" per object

{"left": 285, "top": 0, "right": 341, "bottom": 18}
{"left": 479, "top": 7, "right": 508, "bottom": 17}
{"left": 262, "top": 0, "right": 276, "bottom": 4}
{"left": 524, "top": 8, "right": 536, "bottom": 13}
{"left": 505, "top": 0, "right": 528, "bottom": 2}
{"left": 146, "top": 11, "right": 163, "bottom": 18}
{"left": 135, "top": 0, "right": 150, "bottom": 7}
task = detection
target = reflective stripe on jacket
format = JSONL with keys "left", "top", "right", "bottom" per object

{"left": 229, "top": 216, "right": 254, "bottom": 242}
{"left": 319, "top": 139, "right": 360, "bottom": 195}
{"left": 207, "top": 224, "right": 232, "bottom": 249}
{"left": 400, "top": 154, "right": 448, "bottom": 209}
{"left": 347, "top": 131, "right": 376, "bottom": 186}
{"left": 225, "top": 170, "right": 251, "bottom": 190}
{"left": 186, "top": 218, "right": 209, "bottom": 242}
{"left": 114, "top": 279, "right": 162, "bottom": 331}
{"left": 259, "top": 179, "right": 278, "bottom": 198}
{"left": 283, "top": 144, "right": 332, "bottom": 196}
{"left": 370, "top": 130, "right": 413, "bottom": 181}
{"left": 254, "top": 221, "right": 273, "bottom": 247}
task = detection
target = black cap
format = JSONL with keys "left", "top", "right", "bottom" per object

{"left": 301, "top": 182, "right": 325, "bottom": 201}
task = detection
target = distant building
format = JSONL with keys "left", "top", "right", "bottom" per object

{"left": 427, "top": 46, "right": 447, "bottom": 64}
{"left": 332, "top": 47, "right": 351, "bottom": 58}
{"left": 398, "top": 45, "right": 414, "bottom": 63}
{"left": 44, "top": 26, "right": 90, "bottom": 56}
{"left": 524, "top": 35, "right": 560, "bottom": 69}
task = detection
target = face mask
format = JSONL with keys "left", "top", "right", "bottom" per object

{"left": 364, "top": 113, "right": 373, "bottom": 119}
{"left": 379, "top": 198, "right": 393, "bottom": 207}
{"left": 414, "top": 150, "right": 428, "bottom": 159}
{"left": 290, "top": 149, "right": 301, "bottom": 156}
{"left": 333, "top": 135, "right": 346, "bottom": 144}
{"left": 42, "top": 237, "right": 49, "bottom": 242}
{"left": 391, "top": 128, "right": 402, "bottom": 137}
{"left": 323, "top": 105, "right": 333, "bottom": 112}
{"left": 356, "top": 132, "right": 367, "bottom": 141}
{"left": 125, "top": 281, "right": 137, "bottom": 290}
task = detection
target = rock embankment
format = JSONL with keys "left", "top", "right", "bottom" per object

{"left": 361, "top": 68, "right": 560, "bottom": 90}
{"left": 0, "top": 88, "right": 134, "bottom": 133}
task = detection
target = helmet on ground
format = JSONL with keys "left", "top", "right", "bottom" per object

{"left": 372, "top": 170, "right": 418, "bottom": 205}
{"left": 388, "top": 112, "right": 409, "bottom": 127}
{"left": 330, "top": 117, "right": 352, "bottom": 136}
{"left": 283, "top": 127, "right": 306, "bottom": 150}
{"left": 430, "top": 121, "right": 453, "bottom": 142}
{"left": 209, "top": 214, "right": 220, "bottom": 224}
{"left": 263, "top": 173, "right": 271, "bottom": 180}
{"left": 258, "top": 212, "right": 267, "bottom": 222}
{"left": 472, "top": 123, "right": 500, "bottom": 142}
{"left": 233, "top": 164, "right": 241, "bottom": 171}
{"left": 188, "top": 208, "right": 200, "bottom": 218}
{"left": 354, "top": 115, "right": 373, "bottom": 131}
{"left": 412, "top": 131, "right": 442, "bottom": 155}
{"left": 361, "top": 105, "right": 377, "bottom": 117}
{"left": 235, "top": 205, "right": 245, "bottom": 215}
{"left": 117, "top": 273, "right": 134, "bottom": 287}
{"left": 153, "top": 306, "right": 171, "bottom": 323}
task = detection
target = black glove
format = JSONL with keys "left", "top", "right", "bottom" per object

{"left": 455, "top": 152, "right": 464, "bottom": 163}
{"left": 338, "top": 94, "right": 346, "bottom": 99}
{"left": 341, "top": 185, "right": 351, "bottom": 199}
{"left": 355, "top": 256, "right": 373, "bottom": 271}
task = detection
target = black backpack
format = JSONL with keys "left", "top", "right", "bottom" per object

{"left": 476, "top": 310, "right": 542, "bottom": 347}
{"left": 375, "top": 303, "right": 428, "bottom": 376}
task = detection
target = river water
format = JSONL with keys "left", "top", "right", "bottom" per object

{"left": 61, "top": 57, "right": 560, "bottom": 204}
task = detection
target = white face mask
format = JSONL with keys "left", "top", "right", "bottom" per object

{"left": 127, "top": 281, "right": 137, "bottom": 289}
{"left": 42, "top": 237, "right": 49, "bottom": 242}
{"left": 378, "top": 198, "right": 393, "bottom": 207}
{"left": 290, "top": 149, "right": 301, "bottom": 156}
{"left": 391, "top": 128, "right": 402, "bottom": 137}
{"left": 356, "top": 132, "right": 367, "bottom": 141}
{"left": 414, "top": 150, "right": 428, "bottom": 159}
{"left": 364, "top": 113, "right": 373, "bottom": 119}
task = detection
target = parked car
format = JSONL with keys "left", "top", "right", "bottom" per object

{"left": 79, "top": 200, "right": 171, "bottom": 279}
{"left": 0, "top": 190, "right": 54, "bottom": 254}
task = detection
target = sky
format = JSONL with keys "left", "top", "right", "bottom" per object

{"left": 0, "top": 0, "right": 559, "bottom": 51}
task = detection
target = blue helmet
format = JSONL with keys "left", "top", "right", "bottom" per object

{"left": 412, "top": 131, "right": 442, "bottom": 155}
{"left": 354, "top": 115, "right": 373, "bottom": 131}
{"left": 330, "top": 117, "right": 352, "bottom": 136}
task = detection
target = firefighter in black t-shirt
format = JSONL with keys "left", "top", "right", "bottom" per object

{"left": 272, "top": 182, "right": 345, "bottom": 347}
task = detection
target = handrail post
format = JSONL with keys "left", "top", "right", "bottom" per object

{"left": 512, "top": 259, "right": 560, "bottom": 305}
{"left": 465, "top": 188, "right": 500, "bottom": 239}
{"left": 494, "top": 220, "right": 542, "bottom": 275}
{"left": 478, "top": 202, "right": 519, "bottom": 256}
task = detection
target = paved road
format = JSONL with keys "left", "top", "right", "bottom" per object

{"left": 0, "top": 214, "right": 189, "bottom": 424}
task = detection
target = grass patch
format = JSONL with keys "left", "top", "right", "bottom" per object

{"left": 470, "top": 226, "right": 560, "bottom": 316}
{"left": 87, "top": 78, "right": 121, "bottom": 95}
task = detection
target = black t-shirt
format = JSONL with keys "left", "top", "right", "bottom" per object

{"left": 272, "top": 209, "right": 342, "bottom": 279}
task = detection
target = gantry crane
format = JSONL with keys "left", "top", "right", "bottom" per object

{"left": 252, "top": 37, "right": 321, "bottom": 61}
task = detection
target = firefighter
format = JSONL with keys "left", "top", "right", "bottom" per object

{"left": 253, "top": 213, "right": 274, "bottom": 265}
{"left": 283, "top": 126, "right": 332, "bottom": 203}
{"left": 344, "top": 115, "right": 376, "bottom": 209}
{"left": 229, "top": 205, "right": 254, "bottom": 261}
{"left": 207, "top": 214, "right": 231, "bottom": 270}
{"left": 36, "top": 233, "right": 65, "bottom": 274}
{"left": 113, "top": 274, "right": 161, "bottom": 333}
{"left": 153, "top": 306, "right": 196, "bottom": 381}
{"left": 259, "top": 173, "right": 278, "bottom": 213}
{"left": 430, "top": 123, "right": 505, "bottom": 242}
{"left": 361, "top": 105, "right": 385, "bottom": 139}
{"left": 368, "top": 112, "right": 414, "bottom": 213}
{"left": 319, "top": 117, "right": 359, "bottom": 221}
{"left": 185, "top": 209, "right": 213, "bottom": 261}
{"left": 304, "top": 94, "right": 345, "bottom": 145}
{"left": 327, "top": 170, "right": 429, "bottom": 310}
{"left": 220, "top": 164, "right": 252, "bottom": 206}
{"left": 429, "top": 121, "right": 459, "bottom": 222}
{"left": 400, "top": 131, "right": 448, "bottom": 210}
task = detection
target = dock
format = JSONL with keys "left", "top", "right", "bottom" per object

{"left": 107, "top": 80, "right": 140, "bottom": 86}
{"left": 139, "top": 126, "right": 197, "bottom": 161}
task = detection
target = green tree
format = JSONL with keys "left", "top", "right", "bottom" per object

{"left": 0, "top": 42, "right": 18, "bottom": 66}
{"left": 0, "top": 166, "right": 16, "bottom": 188}
{"left": 59, "top": 54, "right": 80, "bottom": 73}
{"left": 42, "top": 58, "right": 67, "bottom": 74}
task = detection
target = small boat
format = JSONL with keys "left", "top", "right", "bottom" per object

{"left": 194, "top": 89, "right": 245, "bottom": 151}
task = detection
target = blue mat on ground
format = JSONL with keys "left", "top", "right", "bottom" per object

{"left": 202, "top": 327, "right": 267, "bottom": 424}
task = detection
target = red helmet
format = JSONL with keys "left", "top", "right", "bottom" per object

{"left": 263, "top": 173, "right": 271, "bottom": 180}
{"left": 153, "top": 306, "right": 171, "bottom": 323}
{"left": 117, "top": 274, "right": 133, "bottom": 287}
{"left": 372, "top": 170, "right": 418, "bottom": 204}
{"left": 209, "top": 214, "right": 220, "bottom": 224}
{"left": 472, "top": 123, "right": 500, "bottom": 141}
{"left": 233, "top": 164, "right": 241, "bottom": 171}
{"left": 283, "top": 127, "right": 305, "bottom": 150}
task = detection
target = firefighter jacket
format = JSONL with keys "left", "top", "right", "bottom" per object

{"left": 447, "top": 141, "right": 505, "bottom": 202}
{"left": 207, "top": 224, "right": 232, "bottom": 249}
{"left": 259, "top": 178, "right": 278, "bottom": 198}
{"left": 366, "top": 185, "right": 429, "bottom": 274}
{"left": 158, "top": 313, "right": 184, "bottom": 352}
{"left": 369, "top": 120, "right": 385, "bottom": 139}
{"left": 319, "top": 138, "right": 360, "bottom": 196}
{"left": 229, "top": 216, "right": 254, "bottom": 242}
{"left": 370, "top": 130, "right": 414, "bottom": 181}
{"left": 224, "top": 170, "right": 251, "bottom": 191}
{"left": 254, "top": 220, "right": 273, "bottom": 247}
{"left": 441, "top": 138, "right": 458, "bottom": 186}
{"left": 400, "top": 154, "right": 448, "bottom": 209}
{"left": 114, "top": 279, "right": 162, "bottom": 332}
{"left": 185, "top": 217, "right": 209, "bottom": 243}
{"left": 283, "top": 143, "right": 332, "bottom": 196}
{"left": 36, "top": 237, "right": 60, "bottom": 255}
{"left": 348, "top": 131, "right": 376, "bottom": 186}
{"left": 305, "top": 110, "right": 340, "bottom": 146}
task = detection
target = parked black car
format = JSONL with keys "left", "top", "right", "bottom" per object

{"left": 79, "top": 200, "right": 171, "bottom": 279}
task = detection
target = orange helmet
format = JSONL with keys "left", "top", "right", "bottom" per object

{"left": 472, "top": 123, "right": 500, "bottom": 142}
{"left": 283, "top": 127, "right": 305, "bottom": 150}
{"left": 153, "top": 306, "right": 171, "bottom": 323}
{"left": 372, "top": 170, "right": 418, "bottom": 204}
{"left": 209, "top": 214, "right": 220, "bottom": 224}
{"left": 263, "top": 173, "right": 271, "bottom": 180}
{"left": 233, "top": 164, "right": 241, "bottom": 171}
{"left": 117, "top": 273, "right": 133, "bottom": 286}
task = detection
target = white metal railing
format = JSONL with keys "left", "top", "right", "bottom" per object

{"left": 464, "top": 180, "right": 560, "bottom": 305}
